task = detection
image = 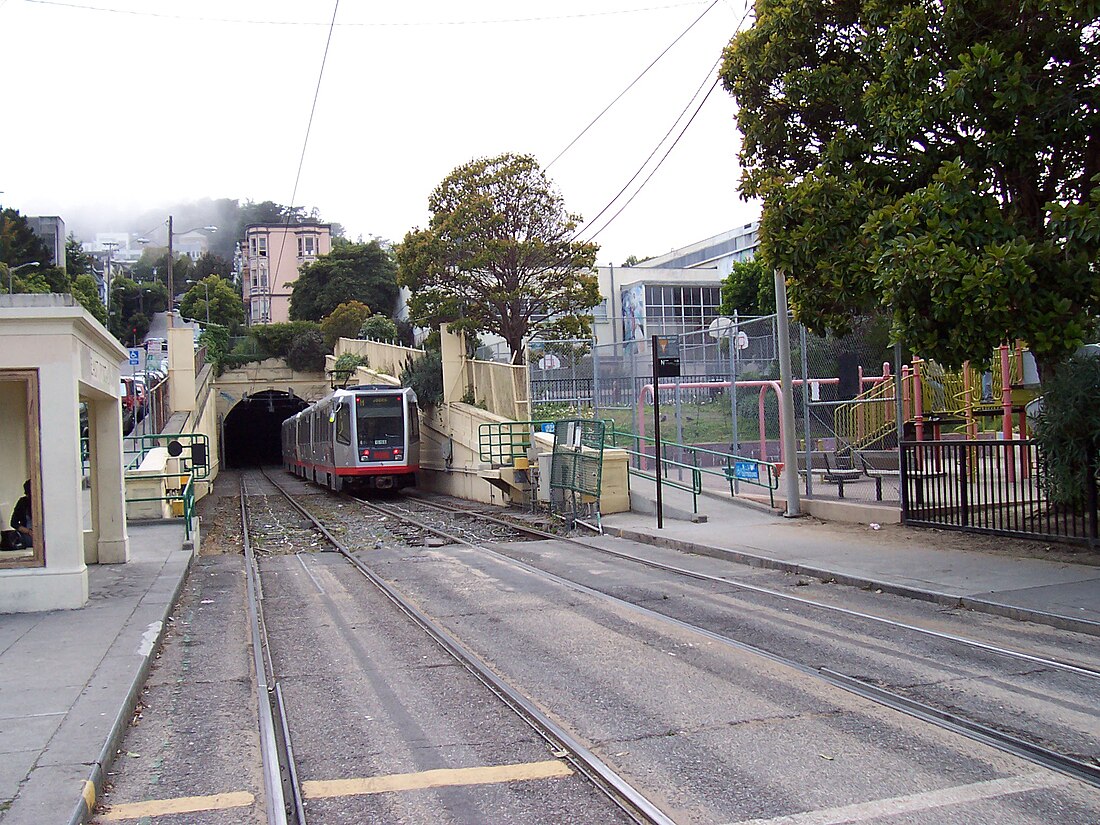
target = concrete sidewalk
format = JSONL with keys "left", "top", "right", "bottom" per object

{"left": 0, "top": 523, "right": 193, "bottom": 825}
{"left": 604, "top": 485, "right": 1100, "bottom": 635}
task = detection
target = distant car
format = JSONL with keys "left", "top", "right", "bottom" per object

{"left": 119, "top": 380, "right": 136, "bottom": 435}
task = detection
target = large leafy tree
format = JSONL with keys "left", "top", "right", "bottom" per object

{"left": 397, "top": 152, "right": 600, "bottom": 365}
{"left": 290, "top": 239, "right": 398, "bottom": 322}
{"left": 180, "top": 275, "right": 245, "bottom": 330}
{"left": 721, "top": 0, "right": 1100, "bottom": 373}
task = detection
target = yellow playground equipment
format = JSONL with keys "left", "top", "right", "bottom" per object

{"left": 835, "top": 344, "right": 1041, "bottom": 452}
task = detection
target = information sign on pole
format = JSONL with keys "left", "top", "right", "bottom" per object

{"left": 655, "top": 334, "right": 681, "bottom": 378}
{"left": 127, "top": 348, "right": 141, "bottom": 367}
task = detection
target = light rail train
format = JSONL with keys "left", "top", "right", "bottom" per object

{"left": 281, "top": 385, "right": 419, "bottom": 491}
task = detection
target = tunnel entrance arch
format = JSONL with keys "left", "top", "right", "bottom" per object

{"left": 223, "top": 390, "right": 308, "bottom": 468}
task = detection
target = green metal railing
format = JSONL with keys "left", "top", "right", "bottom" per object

{"left": 608, "top": 429, "right": 779, "bottom": 511}
{"left": 124, "top": 472, "right": 197, "bottom": 539}
{"left": 126, "top": 432, "right": 211, "bottom": 479}
{"left": 479, "top": 420, "right": 780, "bottom": 511}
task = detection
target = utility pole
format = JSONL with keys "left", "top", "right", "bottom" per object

{"left": 166, "top": 215, "right": 174, "bottom": 329}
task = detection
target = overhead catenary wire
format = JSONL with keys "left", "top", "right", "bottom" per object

{"left": 544, "top": 0, "right": 720, "bottom": 171}
{"left": 573, "top": 54, "right": 723, "bottom": 243}
{"left": 269, "top": 0, "right": 340, "bottom": 307}
{"left": 571, "top": 0, "right": 754, "bottom": 243}
{"left": 21, "top": 0, "right": 712, "bottom": 27}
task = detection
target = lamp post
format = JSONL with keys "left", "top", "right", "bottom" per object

{"left": 8, "top": 261, "right": 40, "bottom": 294}
{"left": 102, "top": 241, "right": 120, "bottom": 327}
{"left": 186, "top": 278, "right": 211, "bottom": 327}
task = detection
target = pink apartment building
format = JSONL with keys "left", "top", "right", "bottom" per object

{"left": 241, "top": 222, "right": 332, "bottom": 325}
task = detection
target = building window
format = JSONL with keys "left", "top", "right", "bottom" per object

{"left": 257, "top": 236, "right": 267, "bottom": 257}
{"left": 249, "top": 237, "right": 256, "bottom": 256}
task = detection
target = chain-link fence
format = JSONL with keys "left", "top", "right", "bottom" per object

{"left": 529, "top": 315, "right": 901, "bottom": 504}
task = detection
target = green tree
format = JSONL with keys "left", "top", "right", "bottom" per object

{"left": 192, "top": 252, "right": 234, "bottom": 281}
{"left": 321, "top": 300, "right": 372, "bottom": 350}
{"left": 1, "top": 208, "right": 52, "bottom": 269}
{"left": 1035, "top": 355, "right": 1100, "bottom": 508}
{"left": 180, "top": 275, "right": 245, "bottom": 330}
{"left": 65, "top": 234, "right": 95, "bottom": 277}
{"left": 397, "top": 152, "right": 600, "bottom": 365}
{"left": 71, "top": 274, "right": 107, "bottom": 325}
{"left": 719, "top": 259, "right": 774, "bottom": 317}
{"left": 286, "top": 330, "right": 327, "bottom": 372}
{"left": 720, "top": 0, "right": 1100, "bottom": 374}
{"left": 133, "top": 249, "right": 194, "bottom": 294}
{"left": 290, "top": 240, "right": 398, "bottom": 322}
{"left": 359, "top": 314, "right": 398, "bottom": 342}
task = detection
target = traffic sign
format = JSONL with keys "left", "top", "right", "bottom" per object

{"left": 127, "top": 348, "right": 141, "bottom": 367}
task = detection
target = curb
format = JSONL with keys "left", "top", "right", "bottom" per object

{"left": 66, "top": 550, "right": 194, "bottom": 825}
{"left": 605, "top": 525, "right": 1100, "bottom": 638}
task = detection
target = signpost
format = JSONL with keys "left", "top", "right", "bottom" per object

{"left": 651, "top": 335, "right": 680, "bottom": 529}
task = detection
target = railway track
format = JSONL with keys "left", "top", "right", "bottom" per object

{"left": 348, "top": 491, "right": 1100, "bottom": 791}
{"left": 237, "top": 468, "right": 672, "bottom": 825}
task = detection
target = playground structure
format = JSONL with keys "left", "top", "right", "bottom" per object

{"left": 530, "top": 319, "right": 1043, "bottom": 505}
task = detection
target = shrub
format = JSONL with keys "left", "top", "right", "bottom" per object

{"left": 358, "top": 314, "right": 398, "bottom": 342}
{"left": 1034, "top": 355, "right": 1100, "bottom": 508}
{"left": 251, "top": 321, "right": 322, "bottom": 358}
{"left": 286, "top": 330, "right": 327, "bottom": 372}
{"left": 321, "top": 301, "right": 372, "bottom": 350}
{"left": 401, "top": 350, "right": 443, "bottom": 407}
{"left": 332, "top": 353, "right": 368, "bottom": 387}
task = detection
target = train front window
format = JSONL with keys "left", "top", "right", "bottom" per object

{"left": 356, "top": 395, "right": 404, "bottom": 458}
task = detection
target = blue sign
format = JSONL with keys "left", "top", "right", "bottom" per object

{"left": 127, "top": 348, "right": 141, "bottom": 366}
{"left": 734, "top": 461, "right": 759, "bottom": 481}
{"left": 540, "top": 423, "right": 556, "bottom": 433}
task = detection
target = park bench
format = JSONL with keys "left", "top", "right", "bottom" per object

{"left": 797, "top": 450, "right": 864, "bottom": 499}
{"left": 856, "top": 450, "right": 900, "bottom": 501}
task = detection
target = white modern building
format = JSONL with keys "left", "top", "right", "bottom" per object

{"left": 592, "top": 222, "right": 760, "bottom": 347}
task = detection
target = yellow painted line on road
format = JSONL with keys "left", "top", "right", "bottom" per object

{"left": 303, "top": 759, "right": 574, "bottom": 799}
{"left": 100, "top": 790, "right": 255, "bottom": 821}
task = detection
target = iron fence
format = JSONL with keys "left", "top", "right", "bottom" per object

{"left": 901, "top": 439, "right": 1099, "bottom": 545}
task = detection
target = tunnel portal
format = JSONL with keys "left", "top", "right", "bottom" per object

{"left": 224, "top": 390, "right": 309, "bottom": 468}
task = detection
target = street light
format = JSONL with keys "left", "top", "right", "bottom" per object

{"left": 8, "top": 261, "right": 40, "bottom": 294}
{"left": 186, "top": 278, "right": 211, "bottom": 327}
{"left": 102, "top": 241, "right": 120, "bottom": 327}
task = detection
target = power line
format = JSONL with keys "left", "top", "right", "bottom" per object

{"left": 573, "top": 0, "right": 754, "bottom": 242}
{"left": 583, "top": 78, "right": 721, "bottom": 243}
{"left": 270, "top": 0, "right": 340, "bottom": 309}
{"left": 574, "top": 54, "right": 723, "bottom": 242}
{"left": 544, "top": 0, "right": 720, "bottom": 171}
{"left": 22, "top": 0, "right": 711, "bottom": 27}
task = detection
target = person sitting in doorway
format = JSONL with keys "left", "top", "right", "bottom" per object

{"left": 10, "top": 480, "right": 32, "bottom": 549}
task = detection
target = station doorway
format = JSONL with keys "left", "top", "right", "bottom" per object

{"left": 223, "top": 390, "right": 308, "bottom": 467}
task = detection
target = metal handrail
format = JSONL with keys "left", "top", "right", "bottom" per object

{"left": 609, "top": 429, "right": 778, "bottom": 510}
{"left": 124, "top": 472, "right": 196, "bottom": 539}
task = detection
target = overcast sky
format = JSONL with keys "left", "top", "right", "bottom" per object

{"left": 1, "top": 0, "right": 760, "bottom": 265}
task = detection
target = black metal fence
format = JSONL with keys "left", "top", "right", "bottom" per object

{"left": 901, "top": 439, "right": 1099, "bottom": 545}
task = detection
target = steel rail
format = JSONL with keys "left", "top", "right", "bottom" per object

{"left": 401, "top": 494, "right": 1100, "bottom": 681}
{"left": 361, "top": 495, "right": 1100, "bottom": 791}
{"left": 259, "top": 469, "right": 676, "bottom": 825}
{"left": 239, "top": 473, "right": 305, "bottom": 825}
